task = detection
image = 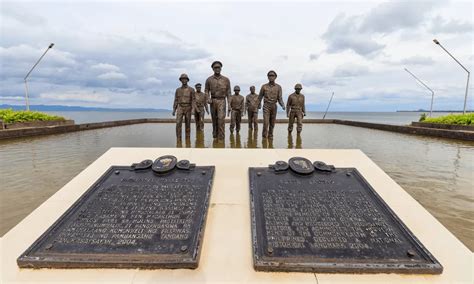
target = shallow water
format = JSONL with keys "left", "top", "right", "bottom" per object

{"left": 0, "top": 123, "right": 473, "bottom": 251}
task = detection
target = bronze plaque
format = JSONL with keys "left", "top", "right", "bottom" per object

{"left": 18, "top": 156, "right": 214, "bottom": 269}
{"left": 249, "top": 157, "right": 443, "bottom": 274}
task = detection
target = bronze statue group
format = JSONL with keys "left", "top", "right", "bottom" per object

{"left": 173, "top": 61, "right": 306, "bottom": 143}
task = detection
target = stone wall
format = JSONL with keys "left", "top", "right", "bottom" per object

{"left": 411, "top": 122, "right": 474, "bottom": 132}
{"left": 5, "top": 120, "right": 75, "bottom": 129}
{"left": 334, "top": 120, "right": 474, "bottom": 141}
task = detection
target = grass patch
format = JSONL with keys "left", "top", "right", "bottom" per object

{"left": 0, "top": 108, "right": 65, "bottom": 123}
{"left": 420, "top": 113, "right": 474, "bottom": 125}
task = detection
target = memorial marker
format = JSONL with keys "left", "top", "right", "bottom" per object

{"left": 249, "top": 157, "right": 443, "bottom": 274}
{"left": 18, "top": 155, "right": 214, "bottom": 269}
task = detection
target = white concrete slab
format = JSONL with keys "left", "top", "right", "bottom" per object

{"left": 1, "top": 148, "right": 472, "bottom": 283}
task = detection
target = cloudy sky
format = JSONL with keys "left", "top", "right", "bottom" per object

{"left": 1, "top": 0, "right": 473, "bottom": 111}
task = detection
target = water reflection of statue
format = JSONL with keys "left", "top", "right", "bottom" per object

{"left": 230, "top": 133, "right": 235, "bottom": 148}
{"left": 288, "top": 132, "right": 302, "bottom": 149}
{"left": 229, "top": 132, "right": 242, "bottom": 148}
{"left": 236, "top": 132, "right": 241, "bottom": 148}
{"left": 195, "top": 130, "right": 205, "bottom": 148}
{"left": 247, "top": 129, "right": 258, "bottom": 148}
{"left": 212, "top": 138, "right": 225, "bottom": 148}
{"left": 296, "top": 133, "right": 302, "bottom": 149}
{"left": 262, "top": 137, "right": 274, "bottom": 149}
{"left": 185, "top": 136, "right": 191, "bottom": 148}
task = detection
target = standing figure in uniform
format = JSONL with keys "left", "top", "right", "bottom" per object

{"left": 228, "top": 85, "right": 245, "bottom": 133}
{"left": 205, "top": 61, "right": 231, "bottom": 140}
{"left": 172, "top": 73, "right": 194, "bottom": 140}
{"left": 286, "top": 83, "right": 306, "bottom": 134}
{"left": 258, "top": 70, "right": 285, "bottom": 139}
{"left": 193, "top": 83, "right": 209, "bottom": 131}
{"left": 245, "top": 86, "right": 259, "bottom": 131}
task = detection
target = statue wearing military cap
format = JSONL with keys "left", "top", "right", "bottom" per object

{"left": 229, "top": 85, "right": 245, "bottom": 133}
{"left": 286, "top": 83, "right": 306, "bottom": 134}
{"left": 192, "top": 83, "right": 209, "bottom": 131}
{"left": 205, "top": 60, "right": 231, "bottom": 140}
{"left": 258, "top": 70, "right": 285, "bottom": 139}
{"left": 173, "top": 73, "right": 195, "bottom": 139}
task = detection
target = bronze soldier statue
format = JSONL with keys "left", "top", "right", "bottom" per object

{"left": 286, "top": 83, "right": 306, "bottom": 133}
{"left": 193, "top": 83, "right": 209, "bottom": 131}
{"left": 205, "top": 61, "right": 231, "bottom": 140}
{"left": 173, "top": 73, "right": 194, "bottom": 139}
{"left": 229, "top": 85, "right": 245, "bottom": 133}
{"left": 258, "top": 70, "right": 285, "bottom": 139}
{"left": 245, "top": 86, "right": 259, "bottom": 131}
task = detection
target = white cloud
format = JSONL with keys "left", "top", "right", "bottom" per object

{"left": 97, "top": 71, "right": 127, "bottom": 80}
{"left": 143, "top": 77, "right": 163, "bottom": 85}
{"left": 91, "top": 63, "right": 120, "bottom": 72}
{"left": 309, "top": 53, "right": 319, "bottom": 61}
{"left": 0, "top": 44, "right": 76, "bottom": 66}
{"left": 333, "top": 64, "right": 370, "bottom": 77}
{"left": 322, "top": 14, "right": 385, "bottom": 56}
{"left": 430, "top": 15, "right": 473, "bottom": 34}
{"left": 400, "top": 56, "right": 435, "bottom": 66}
{"left": 360, "top": 1, "right": 439, "bottom": 33}
{"left": 40, "top": 90, "right": 111, "bottom": 103}
{"left": 322, "top": 1, "right": 443, "bottom": 57}
{"left": 0, "top": 1, "right": 472, "bottom": 111}
{"left": 302, "top": 73, "right": 348, "bottom": 88}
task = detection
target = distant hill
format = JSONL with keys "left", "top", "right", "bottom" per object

{"left": 0, "top": 104, "right": 170, "bottom": 112}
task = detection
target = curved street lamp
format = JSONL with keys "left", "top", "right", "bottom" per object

{"left": 433, "top": 39, "right": 470, "bottom": 114}
{"left": 404, "top": 68, "right": 435, "bottom": 117}
{"left": 24, "top": 43, "right": 55, "bottom": 111}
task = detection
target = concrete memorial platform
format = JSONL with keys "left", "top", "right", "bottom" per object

{"left": 1, "top": 148, "right": 472, "bottom": 283}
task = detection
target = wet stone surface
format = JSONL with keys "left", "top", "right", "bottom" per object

{"left": 250, "top": 157, "right": 443, "bottom": 274}
{"left": 18, "top": 156, "right": 214, "bottom": 269}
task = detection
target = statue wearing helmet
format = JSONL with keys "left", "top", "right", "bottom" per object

{"left": 229, "top": 85, "right": 245, "bottom": 133}
{"left": 173, "top": 73, "right": 195, "bottom": 139}
{"left": 286, "top": 83, "right": 306, "bottom": 134}
{"left": 258, "top": 70, "right": 285, "bottom": 139}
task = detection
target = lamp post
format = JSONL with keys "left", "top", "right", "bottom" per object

{"left": 433, "top": 39, "right": 470, "bottom": 114}
{"left": 24, "top": 43, "right": 54, "bottom": 111}
{"left": 323, "top": 92, "right": 334, "bottom": 119}
{"left": 404, "top": 68, "right": 435, "bottom": 117}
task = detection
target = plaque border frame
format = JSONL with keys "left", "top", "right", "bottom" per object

{"left": 249, "top": 166, "right": 443, "bottom": 274}
{"left": 17, "top": 165, "right": 215, "bottom": 269}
